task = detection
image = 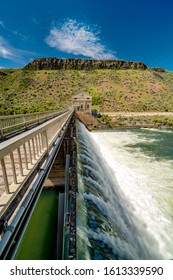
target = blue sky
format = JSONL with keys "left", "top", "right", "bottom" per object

{"left": 1, "top": 0, "right": 173, "bottom": 70}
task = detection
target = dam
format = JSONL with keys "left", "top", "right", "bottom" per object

{"left": 0, "top": 110, "right": 173, "bottom": 260}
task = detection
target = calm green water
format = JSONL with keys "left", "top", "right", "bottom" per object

{"left": 14, "top": 188, "right": 58, "bottom": 260}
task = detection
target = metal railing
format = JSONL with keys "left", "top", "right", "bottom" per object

{"left": 0, "top": 110, "right": 75, "bottom": 258}
{"left": 0, "top": 109, "right": 74, "bottom": 199}
{"left": 0, "top": 109, "right": 68, "bottom": 140}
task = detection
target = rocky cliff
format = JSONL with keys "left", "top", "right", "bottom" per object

{"left": 150, "top": 67, "right": 166, "bottom": 72}
{"left": 24, "top": 57, "right": 147, "bottom": 71}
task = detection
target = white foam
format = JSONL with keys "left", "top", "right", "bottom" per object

{"left": 90, "top": 129, "right": 173, "bottom": 259}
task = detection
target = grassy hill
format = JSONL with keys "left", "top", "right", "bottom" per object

{"left": 1, "top": 67, "right": 173, "bottom": 115}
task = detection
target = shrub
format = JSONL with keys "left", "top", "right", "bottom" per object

{"left": 101, "top": 115, "right": 112, "bottom": 126}
{"left": 92, "top": 96, "right": 102, "bottom": 105}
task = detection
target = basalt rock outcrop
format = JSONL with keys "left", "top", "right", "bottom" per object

{"left": 24, "top": 57, "right": 147, "bottom": 71}
{"left": 150, "top": 67, "right": 166, "bottom": 72}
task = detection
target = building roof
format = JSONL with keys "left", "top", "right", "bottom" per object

{"left": 72, "top": 91, "right": 92, "bottom": 100}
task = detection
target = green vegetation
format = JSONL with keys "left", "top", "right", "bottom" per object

{"left": 100, "top": 115, "right": 112, "bottom": 126}
{"left": 92, "top": 96, "right": 102, "bottom": 105}
{"left": 1, "top": 68, "right": 173, "bottom": 115}
{"left": 110, "top": 115, "right": 173, "bottom": 128}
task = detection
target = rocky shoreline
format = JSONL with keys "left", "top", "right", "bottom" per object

{"left": 74, "top": 111, "right": 173, "bottom": 131}
{"left": 93, "top": 124, "right": 173, "bottom": 131}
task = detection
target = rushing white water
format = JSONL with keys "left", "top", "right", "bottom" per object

{"left": 89, "top": 128, "right": 173, "bottom": 259}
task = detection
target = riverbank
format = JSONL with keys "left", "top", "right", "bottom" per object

{"left": 99, "top": 112, "right": 173, "bottom": 130}
{"left": 75, "top": 111, "right": 173, "bottom": 131}
{"left": 108, "top": 114, "right": 173, "bottom": 130}
{"left": 75, "top": 111, "right": 106, "bottom": 130}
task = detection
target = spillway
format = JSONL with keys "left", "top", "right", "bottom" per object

{"left": 76, "top": 122, "right": 173, "bottom": 260}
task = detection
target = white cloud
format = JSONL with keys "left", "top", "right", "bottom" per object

{"left": 0, "top": 36, "right": 15, "bottom": 59}
{"left": 0, "top": 20, "right": 29, "bottom": 41}
{"left": 45, "top": 19, "right": 116, "bottom": 60}
{"left": 13, "top": 30, "right": 29, "bottom": 41}
{"left": 0, "top": 36, "right": 35, "bottom": 63}
{"left": 32, "top": 17, "right": 40, "bottom": 25}
{"left": 0, "top": 20, "right": 5, "bottom": 28}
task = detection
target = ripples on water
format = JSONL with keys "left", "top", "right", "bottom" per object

{"left": 76, "top": 123, "right": 173, "bottom": 260}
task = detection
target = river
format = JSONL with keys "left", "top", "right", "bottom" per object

{"left": 76, "top": 123, "right": 173, "bottom": 260}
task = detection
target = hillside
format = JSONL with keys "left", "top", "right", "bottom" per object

{"left": 0, "top": 58, "right": 173, "bottom": 115}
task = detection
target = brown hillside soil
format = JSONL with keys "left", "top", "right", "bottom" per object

{"left": 75, "top": 111, "right": 104, "bottom": 130}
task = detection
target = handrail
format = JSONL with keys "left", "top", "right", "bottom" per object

{"left": 0, "top": 109, "right": 74, "bottom": 198}
{"left": 0, "top": 111, "right": 71, "bottom": 159}
{"left": 0, "top": 109, "right": 69, "bottom": 139}
{"left": 0, "top": 112, "right": 74, "bottom": 259}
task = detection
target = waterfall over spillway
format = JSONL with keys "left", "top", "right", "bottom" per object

{"left": 76, "top": 122, "right": 173, "bottom": 260}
